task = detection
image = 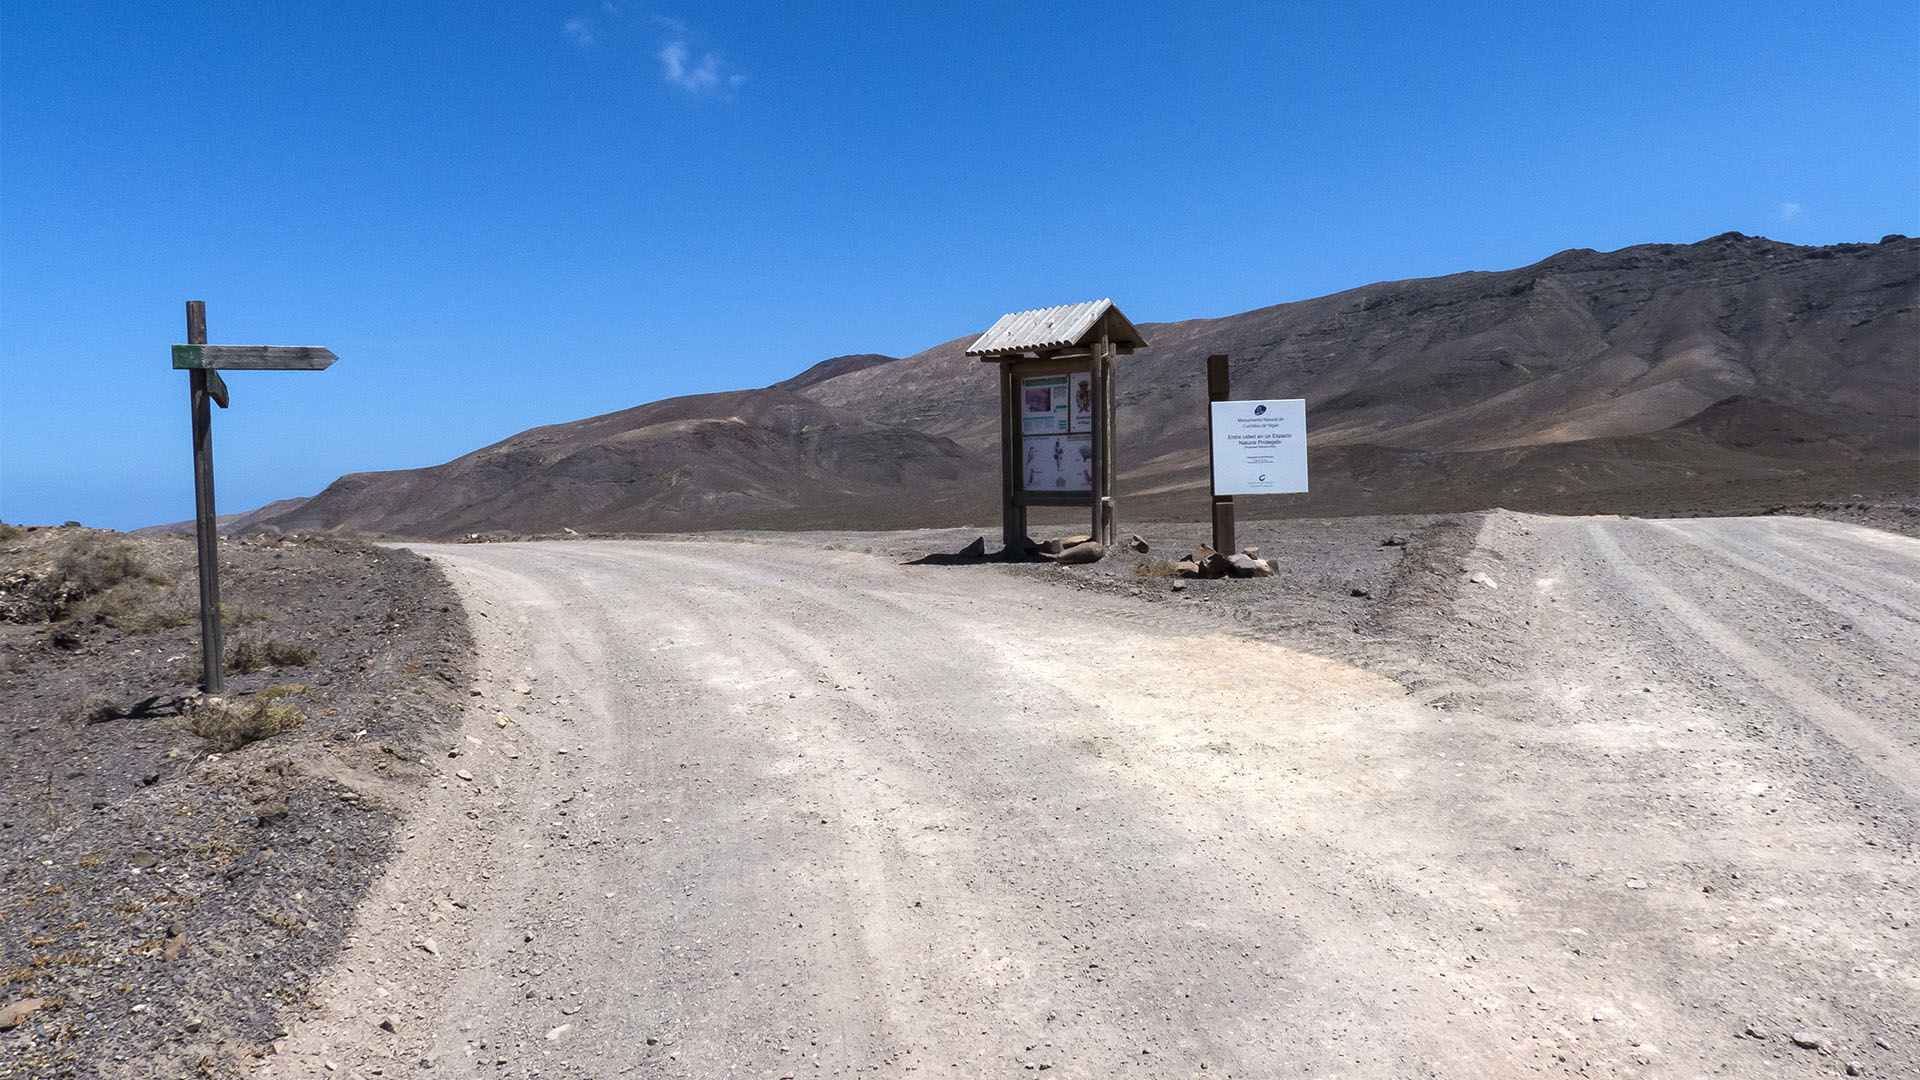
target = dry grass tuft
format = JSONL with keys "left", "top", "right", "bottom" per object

{"left": 182, "top": 686, "right": 308, "bottom": 751}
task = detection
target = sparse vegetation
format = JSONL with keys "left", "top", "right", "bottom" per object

{"left": 181, "top": 685, "right": 308, "bottom": 751}
{"left": 43, "top": 535, "right": 165, "bottom": 610}
{"left": 1, "top": 530, "right": 174, "bottom": 625}
{"left": 1131, "top": 560, "right": 1181, "bottom": 578}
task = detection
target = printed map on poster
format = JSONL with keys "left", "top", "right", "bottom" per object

{"left": 1020, "top": 375, "right": 1070, "bottom": 435}
{"left": 1023, "top": 434, "right": 1093, "bottom": 492}
{"left": 1069, "top": 371, "right": 1093, "bottom": 433}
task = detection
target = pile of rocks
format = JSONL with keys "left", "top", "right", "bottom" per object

{"left": 1170, "top": 544, "right": 1275, "bottom": 579}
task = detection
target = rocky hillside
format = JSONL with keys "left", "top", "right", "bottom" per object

{"left": 253, "top": 232, "right": 1917, "bottom": 537}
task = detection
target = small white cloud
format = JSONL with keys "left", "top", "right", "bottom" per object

{"left": 658, "top": 39, "right": 744, "bottom": 96}
{"left": 563, "top": 18, "right": 594, "bottom": 47}
{"left": 1777, "top": 202, "right": 1803, "bottom": 222}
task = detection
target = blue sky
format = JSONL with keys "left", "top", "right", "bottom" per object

{"left": 3, "top": 2, "right": 1915, "bottom": 529}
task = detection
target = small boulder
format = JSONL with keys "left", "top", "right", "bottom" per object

{"left": 1381, "top": 534, "right": 1410, "bottom": 547}
{"left": 957, "top": 536, "right": 986, "bottom": 558}
{"left": 1172, "top": 560, "right": 1203, "bottom": 578}
{"left": 1055, "top": 541, "right": 1105, "bottom": 566}
{"left": 1036, "top": 538, "right": 1066, "bottom": 555}
{"left": 1061, "top": 535, "right": 1092, "bottom": 547}
{"left": 1126, "top": 535, "right": 1149, "bottom": 554}
{"left": 1240, "top": 546, "right": 1260, "bottom": 559}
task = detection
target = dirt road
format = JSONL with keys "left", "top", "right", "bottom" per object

{"left": 263, "top": 514, "right": 1917, "bottom": 1079}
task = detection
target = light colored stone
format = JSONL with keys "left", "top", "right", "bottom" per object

{"left": 1126, "top": 535, "right": 1149, "bottom": 553}
{"left": 0, "top": 997, "right": 46, "bottom": 1030}
{"left": 1227, "top": 554, "right": 1275, "bottom": 578}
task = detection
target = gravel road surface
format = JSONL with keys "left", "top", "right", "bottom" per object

{"left": 259, "top": 514, "right": 1917, "bottom": 1079}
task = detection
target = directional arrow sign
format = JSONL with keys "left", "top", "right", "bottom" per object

{"left": 172, "top": 344, "right": 338, "bottom": 370}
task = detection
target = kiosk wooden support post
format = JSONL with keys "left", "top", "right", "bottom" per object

{"left": 998, "top": 362, "right": 1028, "bottom": 557}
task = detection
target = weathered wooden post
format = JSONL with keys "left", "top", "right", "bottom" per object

{"left": 185, "top": 302, "right": 224, "bottom": 693}
{"left": 174, "top": 301, "right": 337, "bottom": 694}
{"left": 1206, "top": 354, "right": 1236, "bottom": 555}
{"left": 966, "top": 300, "right": 1145, "bottom": 557}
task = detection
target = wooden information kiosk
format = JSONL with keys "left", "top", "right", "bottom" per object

{"left": 966, "top": 299, "right": 1147, "bottom": 557}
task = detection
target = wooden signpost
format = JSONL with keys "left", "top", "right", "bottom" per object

{"left": 1207, "top": 354, "right": 1237, "bottom": 555}
{"left": 1206, "top": 352, "right": 1310, "bottom": 554}
{"left": 175, "top": 301, "right": 337, "bottom": 694}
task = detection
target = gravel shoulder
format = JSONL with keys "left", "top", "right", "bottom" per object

{"left": 256, "top": 513, "right": 1916, "bottom": 1079}
{"left": 0, "top": 527, "right": 470, "bottom": 1078}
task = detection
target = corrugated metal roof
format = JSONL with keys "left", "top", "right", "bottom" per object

{"left": 965, "top": 298, "right": 1146, "bottom": 358}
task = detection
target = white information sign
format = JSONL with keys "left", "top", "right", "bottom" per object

{"left": 1211, "top": 399, "right": 1308, "bottom": 495}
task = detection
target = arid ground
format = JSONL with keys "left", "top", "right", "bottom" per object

{"left": 5, "top": 507, "right": 1916, "bottom": 1078}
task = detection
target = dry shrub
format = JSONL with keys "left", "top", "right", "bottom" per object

{"left": 182, "top": 686, "right": 308, "bottom": 751}
{"left": 4, "top": 533, "right": 171, "bottom": 623}
{"left": 48, "top": 536, "right": 162, "bottom": 601}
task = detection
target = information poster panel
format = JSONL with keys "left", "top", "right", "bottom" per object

{"left": 1021, "top": 375, "right": 1070, "bottom": 435}
{"left": 1069, "top": 371, "right": 1093, "bottom": 433}
{"left": 1023, "top": 433, "right": 1094, "bottom": 492}
{"left": 1211, "top": 399, "right": 1308, "bottom": 495}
